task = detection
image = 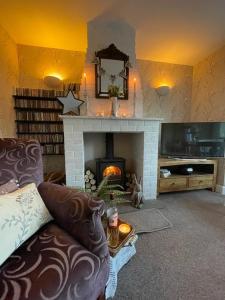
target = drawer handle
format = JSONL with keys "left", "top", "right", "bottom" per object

{"left": 170, "top": 182, "right": 175, "bottom": 186}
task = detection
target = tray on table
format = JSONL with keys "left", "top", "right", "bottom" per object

{"left": 107, "top": 218, "right": 135, "bottom": 257}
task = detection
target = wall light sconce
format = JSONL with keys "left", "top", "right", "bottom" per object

{"left": 44, "top": 75, "right": 62, "bottom": 88}
{"left": 155, "top": 85, "right": 170, "bottom": 97}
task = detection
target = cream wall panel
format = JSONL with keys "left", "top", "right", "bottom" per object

{"left": 137, "top": 59, "right": 193, "bottom": 122}
{"left": 18, "top": 44, "right": 85, "bottom": 88}
{"left": 0, "top": 25, "right": 18, "bottom": 137}
{"left": 191, "top": 45, "right": 225, "bottom": 122}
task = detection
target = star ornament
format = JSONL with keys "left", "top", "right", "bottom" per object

{"left": 57, "top": 90, "right": 84, "bottom": 115}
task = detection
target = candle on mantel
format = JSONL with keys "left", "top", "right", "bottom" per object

{"left": 119, "top": 223, "right": 131, "bottom": 236}
{"left": 83, "top": 72, "right": 87, "bottom": 91}
{"left": 133, "top": 77, "right": 137, "bottom": 97}
{"left": 122, "top": 113, "right": 127, "bottom": 118}
{"left": 133, "top": 77, "right": 137, "bottom": 117}
{"left": 96, "top": 111, "right": 104, "bottom": 117}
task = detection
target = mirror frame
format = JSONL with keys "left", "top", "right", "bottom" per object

{"left": 95, "top": 44, "right": 129, "bottom": 100}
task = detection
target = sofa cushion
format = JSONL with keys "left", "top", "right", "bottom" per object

{"left": 0, "top": 138, "right": 43, "bottom": 187}
{"left": 0, "top": 178, "right": 19, "bottom": 195}
{"left": 0, "top": 183, "right": 52, "bottom": 265}
{"left": 0, "top": 223, "right": 109, "bottom": 300}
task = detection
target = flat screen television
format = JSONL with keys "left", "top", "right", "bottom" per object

{"left": 161, "top": 122, "right": 225, "bottom": 158}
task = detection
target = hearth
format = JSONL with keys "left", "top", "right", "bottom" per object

{"left": 96, "top": 133, "right": 125, "bottom": 186}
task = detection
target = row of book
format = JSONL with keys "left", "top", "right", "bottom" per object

{"left": 14, "top": 88, "right": 65, "bottom": 98}
{"left": 15, "top": 99, "right": 63, "bottom": 109}
{"left": 18, "top": 134, "right": 64, "bottom": 144}
{"left": 17, "top": 123, "right": 63, "bottom": 133}
{"left": 16, "top": 111, "right": 61, "bottom": 122}
{"left": 63, "top": 83, "right": 80, "bottom": 93}
{"left": 42, "top": 144, "right": 64, "bottom": 155}
{"left": 14, "top": 86, "right": 80, "bottom": 97}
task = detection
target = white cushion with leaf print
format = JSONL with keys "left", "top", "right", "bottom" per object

{"left": 0, "top": 183, "right": 52, "bottom": 266}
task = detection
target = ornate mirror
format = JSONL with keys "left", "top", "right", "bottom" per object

{"left": 94, "top": 44, "right": 130, "bottom": 100}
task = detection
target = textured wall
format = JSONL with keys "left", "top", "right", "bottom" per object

{"left": 17, "top": 45, "right": 85, "bottom": 173}
{"left": 191, "top": 45, "right": 225, "bottom": 122}
{"left": 137, "top": 59, "right": 193, "bottom": 122}
{"left": 18, "top": 44, "right": 85, "bottom": 88}
{"left": 82, "top": 18, "right": 143, "bottom": 118}
{"left": 87, "top": 18, "right": 136, "bottom": 65}
{"left": 0, "top": 25, "right": 18, "bottom": 137}
{"left": 191, "top": 45, "right": 225, "bottom": 192}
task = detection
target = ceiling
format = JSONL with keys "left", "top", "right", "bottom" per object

{"left": 0, "top": 0, "right": 225, "bottom": 65}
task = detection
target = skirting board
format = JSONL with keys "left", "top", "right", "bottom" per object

{"left": 216, "top": 184, "right": 225, "bottom": 195}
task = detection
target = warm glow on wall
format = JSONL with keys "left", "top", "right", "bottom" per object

{"left": 44, "top": 72, "right": 63, "bottom": 81}
{"left": 155, "top": 81, "right": 173, "bottom": 88}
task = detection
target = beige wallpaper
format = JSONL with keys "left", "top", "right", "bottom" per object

{"left": 137, "top": 59, "right": 193, "bottom": 122}
{"left": 18, "top": 44, "right": 85, "bottom": 88}
{"left": 17, "top": 45, "right": 85, "bottom": 173}
{"left": 0, "top": 25, "right": 18, "bottom": 137}
{"left": 191, "top": 45, "right": 225, "bottom": 121}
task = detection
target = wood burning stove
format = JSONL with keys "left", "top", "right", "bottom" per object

{"left": 96, "top": 133, "right": 125, "bottom": 186}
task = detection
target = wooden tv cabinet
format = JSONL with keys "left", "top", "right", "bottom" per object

{"left": 158, "top": 158, "right": 217, "bottom": 194}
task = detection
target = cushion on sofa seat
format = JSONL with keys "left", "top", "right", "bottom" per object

{"left": 0, "top": 223, "right": 109, "bottom": 300}
{"left": 0, "top": 183, "right": 52, "bottom": 265}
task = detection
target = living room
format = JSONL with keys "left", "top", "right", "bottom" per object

{"left": 0, "top": 0, "right": 225, "bottom": 299}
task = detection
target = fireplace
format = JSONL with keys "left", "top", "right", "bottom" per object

{"left": 96, "top": 133, "right": 125, "bottom": 186}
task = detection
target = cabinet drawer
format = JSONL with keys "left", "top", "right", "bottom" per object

{"left": 159, "top": 178, "right": 187, "bottom": 192}
{"left": 189, "top": 175, "right": 213, "bottom": 188}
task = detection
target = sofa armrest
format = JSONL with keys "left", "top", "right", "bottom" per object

{"left": 38, "top": 182, "right": 109, "bottom": 259}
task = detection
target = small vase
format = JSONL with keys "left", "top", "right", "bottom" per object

{"left": 106, "top": 206, "right": 119, "bottom": 247}
{"left": 107, "top": 206, "right": 118, "bottom": 227}
{"left": 111, "top": 97, "right": 119, "bottom": 117}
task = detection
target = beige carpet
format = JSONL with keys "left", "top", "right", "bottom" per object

{"left": 120, "top": 208, "right": 173, "bottom": 234}
{"left": 115, "top": 190, "right": 225, "bottom": 300}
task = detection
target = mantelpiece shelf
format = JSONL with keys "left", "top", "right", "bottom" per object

{"left": 158, "top": 158, "right": 217, "bottom": 194}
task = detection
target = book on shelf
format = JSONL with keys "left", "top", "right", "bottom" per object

{"left": 41, "top": 144, "right": 64, "bottom": 155}
{"left": 16, "top": 111, "right": 61, "bottom": 122}
{"left": 17, "top": 133, "right": 64, "bottom": 144}
{"left": 13, "top": 87, "right": 70, "bottom": 155}
{"left": 14, "top": 86, "right": 80, "bottom": 98}
{"left": 15, "top": 98, "right": 63, "bottom": 109}
{"left": 17, "top": 123, "right": 63, "bottom": 133}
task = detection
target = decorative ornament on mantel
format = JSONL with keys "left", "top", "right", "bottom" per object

{"left": 108, "top": 85, "right": 120, "bottom": 117}
{"left": 57, "top": 90, "right": 84, "bottom": 115}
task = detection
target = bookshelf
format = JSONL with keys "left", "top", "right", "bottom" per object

{"left": 14, "top": 88, "right": 79, "bottom": 155}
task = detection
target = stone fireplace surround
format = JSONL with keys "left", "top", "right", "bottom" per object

{"left": 62, "top": 116, "right": 161, "bottom": 200}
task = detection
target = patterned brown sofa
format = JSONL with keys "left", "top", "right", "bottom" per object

{"left": 0, "top": 138, "right": 109, "bottom": 300}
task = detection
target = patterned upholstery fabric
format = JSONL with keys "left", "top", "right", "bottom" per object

{"left": 0, "top": 223, "right": 109, "bottom": 300}
{"left": 38, "top": 183, "right": 109, "bottom": 259}
{"left": 0, "top": 138, "right": 43, "bottom": 187}
{"left": 0, "top": 138, "right": 109, "bottom": 300}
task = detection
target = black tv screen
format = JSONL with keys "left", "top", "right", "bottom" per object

{"left": 161, "top": 122, "right": 225, "bottom": 158}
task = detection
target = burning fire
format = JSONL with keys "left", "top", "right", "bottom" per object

{"left": 103, "top": 165, "right": 121, "bottom": 177}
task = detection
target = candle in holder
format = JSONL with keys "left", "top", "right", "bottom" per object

{"left": 119, "top": 223, "right": 131, "bottom": 236}
{"left": 83, "top": 72, "right": 87, "bottom": 91}
{"left": 133, "top": 77, "right": 136, "bottom": 97}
